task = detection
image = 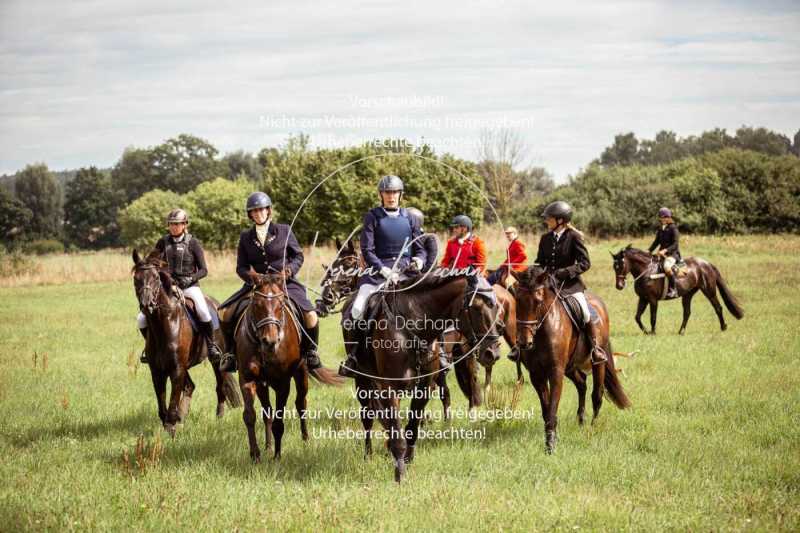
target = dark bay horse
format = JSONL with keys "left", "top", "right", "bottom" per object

{"left": 350, "top": 274, "right": 502, "bottom": 482}
{"left": 511, "top": 266, "right": 630, "bottom": 454}
{"left": 317, "top": 238, "right": 518, "bottom": 413}
{"left": 236, "top": 272, "right": 343, "bottom": 462}
{"left": 132, "top": 250, "right": 241, "bottom": 436}
{"left": 611, "top": 246, "right": 744, "bottom": 335}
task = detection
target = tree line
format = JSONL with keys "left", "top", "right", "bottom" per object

{"left": 1, "top": 126, "right": 798, "bottom": 253}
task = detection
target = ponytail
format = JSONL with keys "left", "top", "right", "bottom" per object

{"left": 566, "top": 223, "right": 585, "bottom": 241}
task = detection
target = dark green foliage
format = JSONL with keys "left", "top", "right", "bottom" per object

{"left": 64, "top": 167, "right": 123, "bottom": 249}
{"left": 14, "top": 164, "right": 63, "bottom": 239}
{"left": 24, "top": 239, "right": 65, "bottom": 255}
{"left": 0, "top": 187, "right": 33, "bottom": 246}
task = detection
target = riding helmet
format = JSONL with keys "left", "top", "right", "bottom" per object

{"left": 167, "top": 208, "right": 189, "bottom": 224}
{"left": 246, "top": 191, "right": 272, "bottom": 212}
{"left": 450, "top": 214, "right": 473, "bottom": 231}
{"left": 658, "top": 207, "right": 673, "bottom": 218}
{"left": 377, "top": 175, "right": 404, "bottom": 193}
{"left": 541, "top": 201, "right": 573, "bottom": 222}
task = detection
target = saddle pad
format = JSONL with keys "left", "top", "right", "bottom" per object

{"left": 184, "top": 296, "right": 220, "bottom": 331}
{"left": 561, "top": 295, "right": 600, "bottom": 329}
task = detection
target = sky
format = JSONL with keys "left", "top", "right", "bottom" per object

{"left": 1, "top": 0, "right": 799, "bottom": 181}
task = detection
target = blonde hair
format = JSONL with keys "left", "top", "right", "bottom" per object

{"left": 566, "top": 223, "right": 585, "bottom": 240}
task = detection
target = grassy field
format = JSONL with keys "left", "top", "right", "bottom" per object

{"left": 1, "top": 234, "right": 798, "bottom": 531}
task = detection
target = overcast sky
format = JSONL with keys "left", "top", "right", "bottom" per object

{"left": 1, "top": 0, "right": 798, "bottom": 180}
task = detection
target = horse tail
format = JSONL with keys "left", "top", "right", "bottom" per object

{"left": 309, "top": 366, "right": 346, "bottom": 386}
{"left": 710, "top": 264, "right": 744, "bottom": 320}
{"left": 454, "top": 347, "right": 481, "bottom": 408}
{"left": 603, "top": 341, "right": 631, "bottom": 409}
{"left": 222, "top": 371, "right": 242, "bottom": 408}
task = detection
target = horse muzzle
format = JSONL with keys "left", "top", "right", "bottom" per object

{"left": 615, "top": 278, "right": 626, "bottom": 290}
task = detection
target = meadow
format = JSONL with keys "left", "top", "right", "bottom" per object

{"left": 0, "top": 233, "right": 798, "bottom": 531}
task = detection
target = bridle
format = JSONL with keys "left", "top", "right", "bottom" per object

{"left": 516, "top": 274, "right": 564, "bottom": 345}
{"left": 248, "top": 287, "right": 288, "bottom": 338}
{"left": 319, "top": 254, "right": 360, "bottom": 313}
{"left": 614, "top": 252, "right": 654, "bottom": 287}
{"left": 135, "top": 263, "right": 165, "bottom": 312}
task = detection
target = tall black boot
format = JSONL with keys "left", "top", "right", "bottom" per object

{"left": 583, "top": 319, "right": 607, "bottom": 366}
{"left": 199, "top": 321, "right": 223, "bottom": 365}
{"left": 139, "top": 327, "right": 148, "bottom": 364}
{"left": 338, "top": 322, "right": 363, "bottom": 378}
{"left": 666, "top": 272, "right": 678, "bottom": 299}
{"left": 301, "top": 322, "right": 322, "bottom": 371}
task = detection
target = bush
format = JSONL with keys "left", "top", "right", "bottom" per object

{"left": 118, "top": 189, "right": 184, "bottom": 251}
{"left": 25, "top": 239, "right": 65, "bottom": 255}
{"left": 184, "top": 178, "right": 252, "bottom": 249}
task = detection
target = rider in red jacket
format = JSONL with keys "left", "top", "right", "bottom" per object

{"left": 440, "top": 215, "right": 487, "bottom": 275}
{"left": 487, "top": 226, "right": 528, "bottom": 285}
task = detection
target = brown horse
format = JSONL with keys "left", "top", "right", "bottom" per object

{"left": 510, "top": 266, "right": 630, "bottom": 454}
{"left": 131, "top": 250, "right": 241, "bottom": 436}
{"left": 611, "top": 246, "right": 744, "bottom": 335}
{"left": 236, "top": 271, "right": 343, "bottom": 462}
{"left": 317, "top": 239, "right": 518, "bottom": 413}
{"left": 350, "top": 274, "right": 502, "bottom": 481}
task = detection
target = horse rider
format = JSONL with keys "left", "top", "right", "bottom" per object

{"left": 137, "top": 208, "right": 223, "bottom": 364}
{"left": 440, "top": 214, "right": 487, "bottom": 276}
{"left": 217, "top": 191, "right": 322, "bottom": 373}
{"left": 511, "top": 200, "right": 606, "bottom": 365}
{"left": 337, "top": 175, "right": 425, "bottom": 378}
{"left": 487, "top": 226, "right": 528, "bottom": 286}
{"left": 406, "top": 207, "right": 438, "bottom": 272}
{"left": 648, "top": 207, "right": 681, "bottom": 299}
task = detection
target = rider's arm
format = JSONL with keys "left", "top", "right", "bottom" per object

{"left": 534, "top": 235, "right": 546, "bottom": 265}
{"left": 284, "top": 228, "right": 304, "bottom": 277}
{"left": 409, "top": 214, "right": 425, "bottom": 266}
{"left": 473, "top": 237, "right": 487, "bottom": 275}
{"left": 235, "top": 232, "right": 252, "bottom": 284}
{"left": 665, "top": 225, "right": 679, "bottom": 255}
{"left": 648, "top": 232, "right": 659, "bottom": 253}
{"left": 190, "top": 239, "right": 208, "bottom": 282}
{"left": 566, "top": 234, "right": 591, "bottom": 277}
{"left": 439, "top": 240, "right": 453, "bottom": 268}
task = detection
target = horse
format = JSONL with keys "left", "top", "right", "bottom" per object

{"left": 348, "top": 273, "right": 502, "bottom": 482}
{"left": 611, "top": 245, "right": 744, "bottom": 335}
{"left": 316, "top": 238, "right": 518, "bottom": 413}
{"left": 131, "top": 250, "right": 241, "bottom": 436}
{"left": 510, "top": 265, "right": 630, "bottom": 454}
{"left": 236, "top": 271, "right": 343, "bottom": 462}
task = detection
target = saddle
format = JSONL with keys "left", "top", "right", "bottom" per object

{"left": 181, "top": 293, "right": 220, "bottom": 333}
{"left": 560, "top": 294, "right": 600, "bottom": 331}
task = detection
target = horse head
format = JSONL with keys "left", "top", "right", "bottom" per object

{"left": 610, "top": 245, "right": 632, "bottom": 290}
{"left": 509, "top": 264, "right": 553, "bottom": 350}
{"left": 132, "top": 249, "right": 173, "bottom": 314}
{"left": 318, "top": 238, "right": 361, "bottom": 314}
{"left": 249, "top": 271, "right": 289, "bottom": 355}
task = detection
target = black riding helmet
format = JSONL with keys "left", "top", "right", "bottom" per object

{"left": 246, "top": 192, "right": 272, "bottom": 218}
{"left": 541, "top": 200, "right": 573, "bottom": 222}
{"left": 450, "top": 214, "right": 473, "bottom": 231}
{"left": 378, "top": 175, "right": 404, "bottom": 193}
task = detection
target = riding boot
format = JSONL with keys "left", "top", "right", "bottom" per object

{"left": 583, "top": 319, "right": 607, "bottom": 366}
{"left": 666, "top": 272, "right": 678, "bottom": 299}
{"left": 139, "top": 327, "right": 148, "bottom": 364}
{"left": 301, "top": 322, "right": 322, "bottom": 371}
{"left": 438, "top": 340, "right": 450, "bottom": 373}
{"left": 199, "top": 320, "right": 223, "bottom": 365}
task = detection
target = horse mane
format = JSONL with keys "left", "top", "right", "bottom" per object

{"left": 514, "top": 264, "right": 550, "bottom": 289}
{"left": 131, "top": 250, "right": 169, "bottom": 274}
{"left": 622, "top": 245, "right": 651, "bottom": 261}
{"left": 395, "top": 270, "right": 467, "bottom": 292}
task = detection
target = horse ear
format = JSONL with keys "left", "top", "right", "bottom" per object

{"left": 335, "top": 237, "right": 343, "bottom": 250}
{"left": 625, "top": 243, "right": 632, "bottom": 250}
{"left": 508, "top": 269, "right": 521, "bottom": 282}
{"left": 609, "top": 250, "right": 615, "bottom": 257}
{"left": 321, "top": 263, "right": 328, "bottom": 271}
{"left": 132, "top": 249, "right": 142, "bottom": 265}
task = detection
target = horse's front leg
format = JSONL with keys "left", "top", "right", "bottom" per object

{"left": 241, "top": 380, "right": 261, "bottom": 463}
{"left": 355, "top": 377, "right": 375, "bottom": 458}
{"left": 150, "top": 368, "right": 168, "bottom": 425}
{"left": 293, "top": 365, "right": 309, "bottom": 441}
{"left": 404, "top": 378, "right": 433, "bottom": 464}
{"left": 270, "top": 381, "right": 290, "bottom": 459}
{"left": 376, "top": 392, "right": 406, "bottom": 482}
{"left": 679, "top": 291, "right": 696, "bottom": 335}
{"left": 545, "top": 369, "right": 565, "bottom": 454}
{"left": 635, "top": 297, "right": 648, "bottom": 334}
{"left": 164, "top": 364, "right": 186, "bottom": 437}
{"left": 649, "top": 300, "right": 658, "bottom": 335}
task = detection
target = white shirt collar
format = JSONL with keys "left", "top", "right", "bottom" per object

{"left": 458, "top": 232, "right": 472, "bottom": 245}
{"left": 255, "top": 220, "right": 270, "bottom": 244}
{"left": 553, "top": 227, "right": 566, "bottom": 241}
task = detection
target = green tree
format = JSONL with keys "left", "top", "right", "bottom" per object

{"left": 733, "top": 127, "right": 791, "bottom": 157}
{"left": 150, "top": 134, "right": 224, "bottom": 194}
{"left": 185, "top": 178, "right": 252, "bottom": 249}
{"left": 599, "top": 133, "right": 640, "bottom": 166}
{"left": 112, "top": 147, "right": 156, "bottom": 204}
{"left": 0, "top": 187, "right": 33, "bottom": 246}
{"left": 222, "top": 150, "right": 262, "bottom": 181}
{"left": 64, "top": 167, "right": 123, "bottom": 248}
{"left": 14, "top": 163, "right": 63, "bottom": 239}
{"left": 639, "top": 130, "right": 688, "bottom": 165}
{"left": 118, "top": 189, "right": 184, "bottom": 251}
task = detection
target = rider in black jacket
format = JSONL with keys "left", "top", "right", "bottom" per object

{"left": 648, "top": 207, "right": 681, "bottom": 299}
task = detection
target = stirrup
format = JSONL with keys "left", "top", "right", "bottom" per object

{"left": 304, "top": 350, "right": 322, "bottom": 370}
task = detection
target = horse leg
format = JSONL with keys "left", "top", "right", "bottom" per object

{"left": 566, "top": 369, "right": 587, "bottom": 426}
{"left": 271, "top": 381, "right": 290, "bottom": 460}
{"left": 649, "top": 300, "right": 658, "bottom": 335}
{"left": 635, "top": 297, "right": 648, "bottom": 334}
{"left": 484, "top": 363, "right": 493, "bottom": 394}
{"left": 530, "top": 370, "right": 550, "bottom": 428}
{"left": 241, "top": 381, "right": 261, "bottom": 463}
{"left": 256, "top": 385, "right": 273, "bottom": 454}
{"left": 679, "top": 290, "right": 698, "bottom": 335}
{"left": 435, "top": 371, "right": 451, "bottom": 421}
{"left": 293, "top": 365, "right": 309, "bottom": 442}
{"left": 377, "top": 394, "right": 406, "bottom": 482}
{"left": 545, "top": 369, "right": 564, "bottom": 454}
{"left": 150, "top": 369, "right": 168, "bottom": 425}
{"left": 404, "top": 379, "right": 433, "bottom": 465}
{"left": 164, "top": 367, "right": 185, "bottom": 437}
{"left": 178, "top": 371, "right": 195, "bottom": 422}
{"left": 211, "top": 358, "right": 227, "bottom": 418}
{"left": 355, "top": 378, "right": 375, "bottom": 458}
{"left": 701, "top": 282, "right": 727, "bottom": 331}
{"left": 590, "top": 356, "right": 606, "bottom": 423}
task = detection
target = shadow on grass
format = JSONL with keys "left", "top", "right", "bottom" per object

{"left": 3, "top": 404, "right": 154, "bottom": 449}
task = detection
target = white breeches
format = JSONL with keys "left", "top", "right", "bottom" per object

{"left": 566, "top": 291, "right": 591, "bottom": 324}
{"left": 136, "top": 286, "right": 212, "bottom": 329}
{"left": 663, "top": 256, "right": 676, "bottom": 271}
{"left": 352, "top": 283, "right": 381, "bottom": 320}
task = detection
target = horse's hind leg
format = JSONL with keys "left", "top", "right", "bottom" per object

{"left": 701, "top": 282, "right": 727, "bottom": 331}
{"left": 566, "top": 370, "right": 587, "bottom": 426}
{"left": 293, "top": 365, "right": 309, "bottom": 441}
{"left": 434, "top": 371, "right": 451, "bottom": 420}
{"left": 635, "top": 297, "right": 648, "bottom": 334}
{"left": 211, "top": 360, "right": 226, "bottom": 418}
{"left": 590, "top": 357, "right": 606, "bottom": 423}
{"left": 649, "top": 300, "right": 658, "bottom": 335}
{"left": 679, "top": 290, "right": 698, "bottom": 335}
{"left": 376, "top": 394, "right": 406, "bottom": 482}
{"left": 150, "top": 369, "right": 168, "bottom": 425}
{"left": 178, "top": 372, "right": 195, "bottom": 422}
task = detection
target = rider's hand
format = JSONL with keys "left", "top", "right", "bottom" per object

{"left": 177, "top": 276, "right": 193, "bottom": 289}
{"left": 554, "top": 268, "right": 570, "bottom": 280}
{"left": 381, "top": 266, "right": 399, "bottom": 284}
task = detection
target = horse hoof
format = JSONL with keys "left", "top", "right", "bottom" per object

{"left": 216, "top": 404, "right": 225, "bottom": 418}
{"left": 577, "top": 415, "right": 585, "bottom": 426}
{"left": 164, "top": 424, "right": 176, "bottom": 438}
{"left": 404, "top": 446, "right": 416, "bottom": 464}
{"left": 251, "top": 453, "right": 261, "bottom": 464}
{"left": 721, "top": 324, "right": 728, "bottom": 331}
{"left": 679, "top": 329, "right": 685, "bottom": 335}
{"left": 394, "top": 461, "right": 406, "bottom": 483}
